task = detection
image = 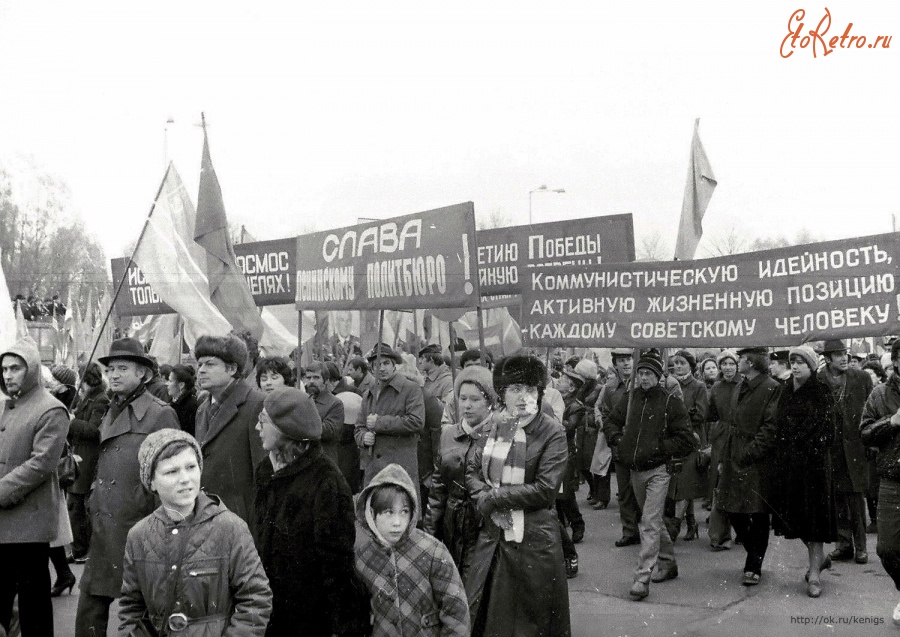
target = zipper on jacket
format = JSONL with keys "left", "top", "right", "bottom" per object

{"left": 633, "top": 396, "right": 648, "bottom": 467}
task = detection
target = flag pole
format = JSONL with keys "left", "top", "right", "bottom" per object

{"left": 448, "top": 320, "right": 459, "bottom": 419}
{"left": 476, "top": 304, "right": 487, "bottom": 365}
{"left": 74, "top": 163, "right": 173, "bottom": 399}
{"left": 296, "top": 311, "right": 303, "bottom": 388}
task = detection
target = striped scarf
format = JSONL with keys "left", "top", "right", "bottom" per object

{"left": 481, "top": 410, "right": 528, "bottom": 543}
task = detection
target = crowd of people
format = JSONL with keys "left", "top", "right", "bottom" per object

{"left": 1, "top": 330, "right": 900, "bottom": 636}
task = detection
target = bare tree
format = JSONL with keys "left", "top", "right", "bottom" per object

{"left": 635, "top": 229, "right": 672, "bottom": 262}
{"left": 476, "top": 207, "right": 512, "bottom": 231}
{"left": 702, "top": 224, "right": 749, "bottom": 257}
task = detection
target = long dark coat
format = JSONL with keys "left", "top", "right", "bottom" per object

{"left": 706, "top": 374, "right": 741, "bottom": 500}
{"left": 313, "top": 390, "right": 346, "bottom": 466}
{"left": 818, "top": 367, "right": 873, "bottom": 493}
{"left": 424, "top": 417, "right": 490, "bottom": 567}
{"left": 463, "top": 411, "right": 571, "bottom": 637}
{"left": 717, "top": 373, "right": 781, "bottom": 515}
{"left": 67, "top": 384, "right": 110, "bottom": 495}
{"left": 577, "top": 379, "right": 601, "bottom": 473}
{"left": 558, "top": 395, "right": 584, "bottom": 499}
{"left": 119, "top": 493, "right": 272, "bottom": 637}
{"left": 254, "top": 444, "right": 369, "bottom": 637}
{"left": 668, "top": 375, "right": 709, "bottom": 501}
{"left": 195, "top": 379, "right": 266, "bottom": 527}
{"left": 81, "top": 389, "right": 179, "bottom": 597}
{"left": 771, "top": 372, "right": 837, "bottom": 542}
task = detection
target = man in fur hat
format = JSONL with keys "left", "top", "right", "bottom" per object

{"left": 355, "top": 343, "right": 425, "bottom": 488}
{"left": 194, "top": 333, "right": 266, "bottom": 528}
{"left": 75, "top": 338, "right": 179, "bottom": 637}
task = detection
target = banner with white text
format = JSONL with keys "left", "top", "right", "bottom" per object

{"left": 521, "top": 232, "right": 900, "bottom": 347}
{"left": 294, "top": 202, "right": 479, "bottom": 310}
{"left": 477, "top": 214, "right": 635, "bottom": 296}
{"left": 111, "top": 237, "right": 296, "bottom": 315}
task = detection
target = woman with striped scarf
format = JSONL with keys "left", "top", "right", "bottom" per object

{"left": 463, "top": 355, "right": 571, "bottom": 637}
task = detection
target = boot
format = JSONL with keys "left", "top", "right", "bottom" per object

{"left": 684, "top": 515, "right": 699, "bottom": 541}
{"left": 664, "top": 516, "right": 681, "bottom": 542}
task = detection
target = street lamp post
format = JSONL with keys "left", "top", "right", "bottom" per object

{"left": 528, "top": 184, "right": 566, "bottom": 225}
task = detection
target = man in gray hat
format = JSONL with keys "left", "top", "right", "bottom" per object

{"left": 819, "top": 339, "right": 873, "bottom": 564}
{"left": 75, "top": 338, "right": 179, "bottom": 637}
{"left": 355, "top": 343, "right": 425, "bottom": 488}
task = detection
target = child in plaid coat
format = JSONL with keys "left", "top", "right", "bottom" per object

{"left": 355, "top": 463, "right": 470, "bottom": 637}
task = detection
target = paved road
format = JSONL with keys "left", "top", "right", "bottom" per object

{"left": 49, "top": 483, "right": 895, "bottom": 637}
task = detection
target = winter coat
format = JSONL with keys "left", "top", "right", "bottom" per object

{"left": 860, "top": 374, "right": 900, "bottom": 483}
{"left": 706, "top": 374, "right": 742, "bottom": 471}
{"left": 355, "top": 373, "right": 425, "bottom": 488}
{"left": 819, "top": 367, "right": 873, "bottom": 493}
{"left": 146, "top": 376, "right": 172, "bottom": 403}
{"left": 255, "top": 443, "right": 370, "bottom": 637}
{"left": 717, "top": 373, "right": 781, "bottom": 514}
{"left": 355, "top": 463, "right": 470, "bottom": 637}
{"left": 334, "top": 384, "right": 363, "bottom": 493}
{"left": 423, "top": 416, "right": 489, "bottom": 567}
{"left": 171, "top": 391, "right": 200, "bottom": 437}
{"left": 604, "top": 384, "right": 696, "bottom": 472}
{"left": 578, "top": 379, "right": 601, "bottom": 473}
{"left": 599, "top": 371, "right": 630, "bottom": 465}
{"left": 463, "top": 411, "right": 571, "bottom": 637}
{"left": 119, "top": 493, "right": 272, "bottom": 637}
{"left": 418, "top": 393, "right": 443, "bottom": 491}
{"left": 81, "top": 387, "right": 180, "bottom": 597}
{"left": 0, "top": 339, "right": 70, "bottom": 543}
{"left": 557, "top": 394, "right": 584, "bottom": 499}
{"left": 668, "top": 375, "right": 709, "bottom": 501}
{"left": 195, "top": 379, "right": 266, "bottom": 527}
{"left": 67, "top": 384, "right": 110, "bottom": 494}
{"left": 770, "top": 372, "right": 837, "bottom": 542}
{"left": 313, "top": 390, "right": 346, "bottom": 466}
{"left": 423, "top": 366, "right": 453, "bottom": 404}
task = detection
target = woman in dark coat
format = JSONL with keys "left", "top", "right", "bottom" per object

{"left": 167, "top": 364, "right": 199, "bottom": 436}
{"left": 253, "top": 388, "right": 370, "bottom": 637}
{"left": 464, "top": 355, "right": 570, "bottom": 637}
{"left": 771, "top": 346, "right": 837, "bottom": 598}
{"left": 424, "top": 365, "right": 496, "bottom": 567}
{"left": 68, "top": 363, "right": 110, "bottom": 561}
{"left": 666, "top": 350, "right": 709, "bottom": 541}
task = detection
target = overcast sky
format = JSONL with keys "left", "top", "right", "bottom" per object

{"left": 0, "top": 1, "right": 897, "bottom": 262}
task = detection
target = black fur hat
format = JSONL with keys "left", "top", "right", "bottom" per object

{"left": 194, "top": 334, "right": 249, "bottom": 376}
{"left": 493, "top": 354, "right": 548, "bottom": 398}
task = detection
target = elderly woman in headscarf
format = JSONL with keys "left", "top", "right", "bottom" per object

{"left": 464, "top": 355, "right": 570, "bottom": 637}
{"left": 424, "top": 365, "right": 497, "bottom": 568}
{"left": 770, "top": 345, "right": 837, "bottom": 598}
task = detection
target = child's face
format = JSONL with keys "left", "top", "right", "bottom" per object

{"left": 151, "top": 447, "right": 201, "bottom": 517}
{"left": 374, "top": 492, "right": 412, "bottom": 546}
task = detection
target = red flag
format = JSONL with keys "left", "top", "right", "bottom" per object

{"left": 195, "top": 118, "right": 264, "bottom": 340}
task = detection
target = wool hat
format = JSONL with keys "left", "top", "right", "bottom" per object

{"left": 138, "top": 429, "right": 203, "bottom": 490}
{"left": 194, "top": 334, "right": 249, "bottom": 375}
{"left": 365, "top": 343, "right": 403, "bottom": 364}
{"left": 454, "top": 364, "right": 498, "bottom": 405}
{"left": 574, "top": 359, "right": 599, "bottom": 381}
{"left": 820, "top": 339, "right": 848, "bottom": 355}
{"left": 635, "top": 350, "right": 664, "bottom": 379}
{"left": 493, "top": 355, "right": 547, "bottom": 396}
{"left": 264, "top": 387, "right": 323, "bottom": 441}
{"left": 50, "top": 364, "right": 77, "bottom": 387}
{"left": 672, "top": 349, "right": 697, "bottom": 373}
{"left": 788, "top": 345, "right": 818, "bottom": 371}
{"left": 716, "top": 349, "right": 738, "bottom": 366}
{"left": 98, "top": 337, "right": 155, "bottom": 368}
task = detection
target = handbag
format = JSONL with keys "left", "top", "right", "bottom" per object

{"left": 58, "top": 440, "right": 81, "bottom": 490}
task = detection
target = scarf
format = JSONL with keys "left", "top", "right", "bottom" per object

{"left": 481, "top": 410, "right": 529, "bottom": 543}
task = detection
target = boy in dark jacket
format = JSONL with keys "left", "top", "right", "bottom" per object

{"left": 605, "top": 350, "right": 696, "bottom": 601}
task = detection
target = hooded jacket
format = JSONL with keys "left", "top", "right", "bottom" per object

{"left": 119, "top": 492, "right": 272, "bottom": 637}
{"left": 355, "top": 463, "right": 469, "bottom": 637}
{"left": 0, "top": 339, "right": 70, "bottom": 543}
